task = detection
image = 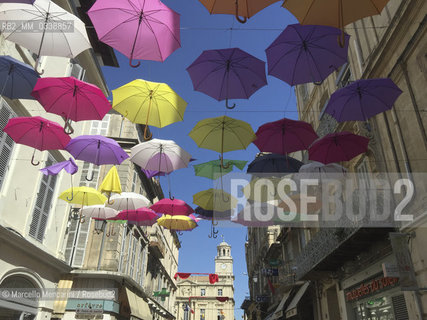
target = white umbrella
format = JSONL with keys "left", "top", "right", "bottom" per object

{"left": 298, "top": 161, "right": 347, "bottom": 180}
{"left": 81, "top": 205, "right": 118, "bottom": 220}
{"left": 130, "top": 138, "right": 192, "bottom": 174}
{"left": 0, "top": 0, "right": 91, "bottom": 72}
{"left": 106, "top": 192, "right": 151, "bottom": 211}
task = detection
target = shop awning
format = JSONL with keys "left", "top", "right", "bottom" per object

{"left": 272, "top": 289, "right": 292, "bottom": 319}
{"left": 126, "top": 288, "right": 151, "bottom": 320}
{"left": 285, "top": 282, "right": 310, "bottom": 318}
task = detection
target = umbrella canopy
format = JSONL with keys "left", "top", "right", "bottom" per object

{"left": 298, "top": 161, "right": 347, "bottom": 180}
{"left": 65, "top": 135, "right": 129, "bottom": 166}
{"left": 233, "top": 202, "right": 285, "bottom": 227}
{"left": 193, "top": 189, "right": 237, "bottom": 212}
{"left": 98, "top": 166, "right": 122, "bottom": 200}
{"left": 324, "top": 78, "right": 403, "bottom": 122}
{"left": 157, "top": 215, "right": 197, "bottom": 231}
{"left": 195, "top": 207, "right": 232, "bottom": 220}
{"left": 88, "top": 0, "right": 180, "bottom": 67}
{"left": 266, "top": 24, "right": 350, "bottom": 86}
{"left": 81, "top": 205, "right": 118, "bottom": 220}
{"left": 3, "top": 116, "right": 70, "bottom": 165}
{"left": 112, "top": 79, "right": 187, "bottom": 139}
{"left": 111, "top": 208, "right": 158, "bottom": 226}
{"left": 59, "top": 186, "right": 107, "bottom": 206}
{"left": 107, "top": 192, "right": 151, "bottom": 211}
{"left": 243, "top": 177, "right": 292, "bottom": 203}
{"left": 31, "top": 77, "right": 111, "bottom": 133}
{"left": 130, "top": 139, "right": 192, "bottom": 174}
{"left": 199, "top": 0, "right": 279, "bottom": 23}
{"left": 0, "top": 55, "right": 39, "bottom": 99}
{"left": 247, "top": 154, "right": 303, "bottom": 175}
{"left": 141, "top": 169, "right": 166, "bottom": 179}
{"left": 193, "top": 159, "right": 247, "bottom": 180}
{"left": 186, "top": 48, "right": 267, "bottom": 109}
{"left": 189, "top": 116, "right": 256, "bottom": 168}
{"left": 0, "top": 0, "right": 91, "bottom": 71}
{"left": 40, "top": 157, "right": 78, "bottom": 176}
{"left": 309, "top": 131, "right": 369, "bottom": 164}
{"left": 254, "top": 118, "right": 318, "bottom": 154}
{"left": 151, "top": 198, "right": 194, "bottom": 216}
{"left": 282, "top": 0, "right": 390, "bottom": 46}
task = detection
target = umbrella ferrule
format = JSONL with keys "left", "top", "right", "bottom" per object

{"left": 8, "top": 63, "right": 14, "bottom": 75}
{"left": 226, "top": 60, "right": 231, "bottom": 71}
{"left": 138, "top": 11, "right": 144, "bottom": 24}
{"left": 39, "top": 121, "right": 44, "bottom": 132}
{"left": 73, "top": 84, "right": 78, "bottom": 97}
{"left": 97, "top": 140, "right": 101, "bottom": 148}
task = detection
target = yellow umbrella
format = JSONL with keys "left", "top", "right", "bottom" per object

{"left": 189, "top": 116, "right": 256, "bottom": 168}
{"left": 283, "top": 0, "right": 390, "bottom": 46}
{"left": 112, "top": 79, "right": 187, "bottom": 139}
{"left": 193, "top": 188, "right": 237, "bottom": 212}
{"left": 59, "top": 186, "right": 107, "bottom": 221}
{"left": 98, "top": 166, "right": 122, "bottom": 203}
{"left": 157, "top": 215, "right": 197, "bottom": 231}
{"left": 243, "top": 177, "right": 292, "bottom": 203}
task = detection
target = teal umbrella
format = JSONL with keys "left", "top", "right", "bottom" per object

{"left": 194, "top": 159, "right": 247, "bottom": 180}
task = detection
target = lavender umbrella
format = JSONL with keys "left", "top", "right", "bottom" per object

{"left": 266, "top": 24, "right": 350, "bottom": 86}
{"left": 324, "top": 78, "right": 403, "bottom": 122}
{"left": 40, "top": 157, "right": 78, "bottom": 200}
{"left": 65, "top": 135, "right": 129, "bottom": 180}
{"left": 186, "top": 48, "right": 267, "bottom": 109}
{"left": 141, "top": 168, "right": 166, "bottom": 179}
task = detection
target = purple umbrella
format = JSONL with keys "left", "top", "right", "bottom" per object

{"left": 266, "top": 24, "right": 349, "bottom": 86}
{"left": 65, "top": 135, "right": 129, "bottom": 180}
{"left": 141, "top": 168, "right": 166, "bottom": 179}
{"left": 88, "top": 0, "right": 180, "bottom": 68}
{"left": 186, "top": 48, "right": 267, "bottom": 109}
{"left": 40, "top": 157, "right": 78, "bottom": 175}
{"left": 324, "top": 78, "right": 403, "bottom": 122}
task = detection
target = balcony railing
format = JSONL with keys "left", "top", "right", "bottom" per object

{"left": 149, "top": 230, "right": 165, "bottom": 259}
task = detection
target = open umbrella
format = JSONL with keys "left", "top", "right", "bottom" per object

{"left": 106, "top": 192, "right": 150, "bottom": 211}
{"left": 0, "top": 0, "right": 91, "bottom": 73}
{"left": 194, "top": 159, "right": 247, "bottom": 180}
{"left": 65, "top": 135, "right": 129, "bottom": 180}
{"left": 31, "top": 77, "right": 111, "bottom": 134}
{"left": 40, "top": 157, "right": 78, "bottom": 198}
{"left": 254, "top": 118, "right": 318, "bottom": 154}
{"left": 199, "top": 0, "right": 279, "bottom": 23}
{"left": 189, "top": 116, "right": 256, "bottom": 168}
{"left": 266, "top": 24, "right": 350, "bottom": 85}
{"left": 187, "top": 48, "right": 267, "bottom": 109}
{"left": 111, "top": 208, "right": 158, "bottom": 226}
{"left": 195, "top": 207, "right": 232, "bottom": 220}
{"left": 98, "top": 166, "right": 122, "bottom": 204}
{"left": 243, "top": 177, "right": 292, "bottom": 203}
{"left": 151, "top": 198, "right": 194, "bottom": 216}
{"left": 324, "top": 78, "right": 403, "bottom": 122}
{"left": 59, "top": 186, "right": 107, "bottom": 221}
{"left": 282, "top": 0, "right": 390, "bottom": 46}
{"left": 88, "top": 0, "right": 180, "bottom": 67}
{"left": 157, "top": 215, "right": 197, "bottom": 232}
{"left": 193, "top": 189, "right": 237, "bottom": 212}
{"left": 3, "top": 116, "right": 70, "bottom": 165}
{"left": 112, "top": 79, "right": 187, "bottom": 139}
{"left": 0, "top": 55, "right": 39, "bottom": 99}
{"left": 308, "top": 131, "right": 369, "bottom": 164}
{"left": 81, "top": 205, "right": 118, "bottom": 233}
{"left": 299, "top": 161, "right": 347, "bottom": 180}
{"left": 233, "top": 202, "right": 285, "bottom": 227}
{"left": 141, "top": 169, "right": 166, "bottom": 179}
{"left": 247, "top": 154, "right": 303, "bottom": 176}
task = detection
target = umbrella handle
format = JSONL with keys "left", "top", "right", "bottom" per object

{"left": 225, "top": 98, "right": 236, "bottom": 109}
{"left": 31, "top": 151, "right": 40, "bottom": 166}
{"left": 66, "top": 190, "right": 74, "bottom": 201}
{"left": 129, "top": 58, "right": 141, "bottom": 68}
{"left": 220, "top": 156, "right": 230, "bottom": 170}
{"left": 208, "top": 224, "right": 219, "bottom": 238}
{"left": 34, "top": 63, "right": 44, "bottom": 75}
{"left": 63, "top": 119, "right": 74, "bottom": 135}
{"left": 235, "top": 1, "right": 247, "bottom": 23}
{"left": 212, "top": 216, "right": 219, "bottom": 226}
{"left": 177, "top": 231, "right": 183, "bottom": 236}
{"left": 313, "top": 80, "right": 323, "bottom": 86}
{"left": 85, "top": 171, "right": 94, "bottom": 181}
{"left": 337, "top": 30, "right": 346, "bottom": 48}
{"left": 144, "top": 125, "right": 153, "bottom": 140}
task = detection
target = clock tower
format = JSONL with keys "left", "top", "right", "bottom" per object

{"left": 215, "top": 240, "right": 233, "bottom": 275}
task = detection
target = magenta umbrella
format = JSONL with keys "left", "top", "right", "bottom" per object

{"left": 88, "top": 0, "right": 181, "bottom": 68}
{"left": 254, "top": 118, "right": 318, "bottom": 154}
{"left": 31, "top": 77, "right": 111, "bottom": 134}
{"left": 111, "top": 208, "right": 159, "bottom": 226}
{"left": 3, "top": 116, "right": 70, "bottom": 165}
{"left": 309, "top": 131, "right": 369, "bottom": 164}
{"left": 151, "top": 198, "right": 194, "bottom": 216}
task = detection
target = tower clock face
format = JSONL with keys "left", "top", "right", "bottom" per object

{"left": 221, "top": 264, "right": 227, "bottom": 270}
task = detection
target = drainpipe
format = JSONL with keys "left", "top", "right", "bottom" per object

{"left": 390, "top": 108, "right": 413, "bottom": 181}
{"left": 97, "top": 223, "right": 107, "bottom": 270}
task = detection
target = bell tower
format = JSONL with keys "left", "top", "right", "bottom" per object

{"left": 214, "top": 238, "right": 233, "bottom": 275}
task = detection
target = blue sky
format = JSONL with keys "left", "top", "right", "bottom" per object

{"left": 101, "top": 2, "right": 297, "bottom": 319}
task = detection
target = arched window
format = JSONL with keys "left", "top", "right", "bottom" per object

{"left": 222, "top": 249, "right": 225, "bottom": 256}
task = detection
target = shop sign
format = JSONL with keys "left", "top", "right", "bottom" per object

{"left": 382, "top": 263, "right": 399, "bottom": 278}
{"left": 76, "top": 302, "right": 103, "bottom": 319}
{"left": 261, "top": 268, "right": 279, "bottom": 276}
{"left": 255, "top": 295, "right": 269, "bottom": 303}
{"left": 345, "top": 276, "right": 399, "bottom": 302}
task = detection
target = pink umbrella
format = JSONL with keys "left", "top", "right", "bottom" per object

{"left": 112, "top": 208, "right": 159, "bottom": 226}
{"left": 309, "top": 131, "right": 370, "bottom": 164}
{"left": 3, "top": 116, "right": 70, "bottom": 165}
{"left": 88, "top": 0, "right": 181, "bottom": 68}
{"left": 151, "top": 198, "right": 194, "bottom": 216}
{"left": 254, "top": 118, "right": 318, "bottom": 154}
{"left": 31, "top": 77, "right": 111, "bottom": 134}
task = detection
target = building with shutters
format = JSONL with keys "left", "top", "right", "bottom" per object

{"left": 175, "top": 241, "right": 235, "bottom": 320}
{"left": 0, "top": 0, "right": 119, "bottom": 319}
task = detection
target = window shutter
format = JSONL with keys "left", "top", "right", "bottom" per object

{"left": 0, "top": 101, "right": 15, "bottom": 190}
{"left": 71, "top": 219, "right": 91, "bottom": 267}
{"left": 69, "top": 63, "right": 85, "bottom": 80}
{"left": 392, "top": 294, "right": 409, "bottom": 320}
{"left": 64, "top": 218, "right": 79, "bottom": 265}
{"left": 29, "top": 155, "right": 57, "bottom": 242}
{"left": 139, "top": 245, "right": 147, "bottom": 286}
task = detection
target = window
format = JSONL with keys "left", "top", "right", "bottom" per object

{"left": 64, "top": 217, "right": 92, "bottom": 267}
{"left": 356, "top": 158, "right": 371, "bottom": 190}
{"left": 200, "top": 288, "right": 206, "bottom": 296}
{"left": 0, "top": 100, "right": 15, "bottom": 191}
{"left": 131, "top": 170, "right": 138, "bottom": 192}
{"left": 68, "top": 62, "right": 86, "bottom": 80}
{"left": 29, "top": 154, "right": 58, "bottom": 242}
{"left": 129, "top": 234, "right": 137, "bottom": 278}
{"left": 298, "top": 84, "right": 309, "bottom": 102}
{"left": 336, "top": 63, "right": 353, "bottom": 89}
{"left": 200, "top": 309, "right": 205, "bottom": 320}
{"left": 139, "top": 245, "right": 147, "bottom": 287}
{"left": 218, "top": 289, "right": 223, "bottom": 296}
{"left": 218, "top": 309, "right": 224, "bottom": 320}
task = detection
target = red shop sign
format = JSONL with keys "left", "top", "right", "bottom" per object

{"left": 345, "top": 276, "right": 399, "bottom": 302}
